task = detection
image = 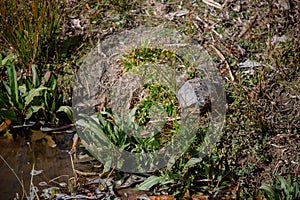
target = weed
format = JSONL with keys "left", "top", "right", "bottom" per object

{"left": 0, "top": 60, "right": 72, "bottom": 124}
{"left": 260, "top": 175, "right": 300, "bottom": 200}
{"left": 135, "top": 83, "right": 178, "bottom": 125}
{"left": 98, "top": 109, "right": 162, "bottom": 153}
{"left": 136, "top": 140, "right": 233, "bottom": 198}
{"left": 0, "top": 0, "right": 61, "bottom": 67}
{"left": 122, "top": 48, "right": 178, "bottom": 72}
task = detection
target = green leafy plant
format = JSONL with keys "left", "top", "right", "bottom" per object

{"left": 80, "top": 108, "right": 230, "bottom": 198}
{"left": 136, "top": 139, "right": 232, "bottom": 198}
{"left": 76, "top": 111, "right": 159, "bottom": 174}
{"left": 1, "top": 62, "right": 48, "bottom": 122}
{"left": 135, "top": 83, "right": 179, "bottom": 126}
{"left": 98, "top": 109, "right": 162, "bottom": 153}
{"left": 260, "top": 175, "right": 300, "bottom": 200}
{"left": 123, "top": 48, "right": 178, "bottom": 71}
{"left": 41, "top": 67, "right": 73, "bottom": 123}
{"left": 0, "top": 60, "right": 72, "bottom": 124}
{"left": 0, "top": 0, "right": 61, "bottom": 67}
{"left": 122, "top": 47, "right": 199, "bottom": 79}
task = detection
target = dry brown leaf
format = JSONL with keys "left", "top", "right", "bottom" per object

{"left": 31, "top": 130, "right": 47, "bottom": 141}
{"left": 149, "top": 195, "right": 175, "bottom": 200}
{"left": 0, "top": 119, "right": 11, "bottom": 132}
{"left": 191, "top": 194, "right": 210, "bottom": 200}
{"left": 44, "top": 135, "right": 57, "bottom": 148}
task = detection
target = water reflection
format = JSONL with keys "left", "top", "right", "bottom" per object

{"left": 0, "top": 130, "right": 74, "bottom": 199}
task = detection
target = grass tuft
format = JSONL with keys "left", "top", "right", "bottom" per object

{"left": 0, "top": 0, "right": 62, "bottom": 67}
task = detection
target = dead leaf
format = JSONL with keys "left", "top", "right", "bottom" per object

{"left": 31, "top": 130, "right": 47, "bottom": 141}
{"left": 85, "top": 3, "right": 90, "bottom": 10}
{"left": 191, "top": 194, "right": 209, "bottom": 200}
{"left": 149, "top": 195, "right": 175, "bottom": 200}
{"left": 44, "top": 135, "right": 57, "bottom": 148}
{"left": 0, "top": 119, "right": 11, "bottom": 132}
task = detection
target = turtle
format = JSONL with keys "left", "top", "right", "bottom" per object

{"left": 177, "top": 78, "right": 211, "bottom": 112}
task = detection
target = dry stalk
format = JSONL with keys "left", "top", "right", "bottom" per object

{"left": 209, "top": 44, "right": 235, "bottom": 82}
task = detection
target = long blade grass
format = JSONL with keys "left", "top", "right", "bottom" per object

{"left": 0, "top": 0, "right": 62, "bottom": 67}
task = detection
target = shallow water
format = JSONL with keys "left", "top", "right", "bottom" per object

{"left": 0, "top": 130, "right": 74, "bottom": 199}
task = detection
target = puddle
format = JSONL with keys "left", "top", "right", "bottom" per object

{"left": 0, "top": 130, "right": 74, "bottom": 199}
{"left": 0, "top": 129, "right": 184, "bottom": 199}
{"left": 0, "top": 129, "right": 156, "bottom": 199}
